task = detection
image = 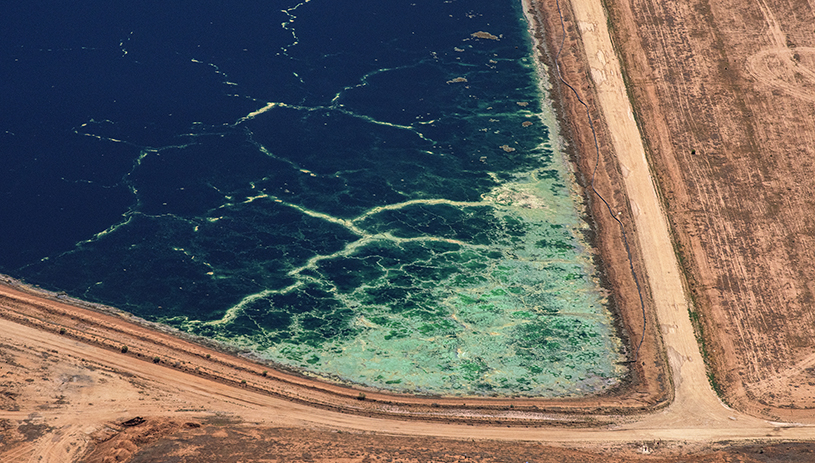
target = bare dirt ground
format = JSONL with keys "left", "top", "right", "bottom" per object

{"left": 0, "top": 290, "right": 812, "bottom": 461}
{"left": 3, "top": 0, "right": 815, "bottom": 459}
{"left": 599, "top": 0, "right": 815, "bottom": 420}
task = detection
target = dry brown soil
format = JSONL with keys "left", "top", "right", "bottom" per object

{"left": 3, "top": 0, "right": 815, "bottom": 460}
{"left": 600, "top": 0, "right": 815, "bottom": 419}
{"left": 0, "top": 311, "right": 811, "bottom": 462}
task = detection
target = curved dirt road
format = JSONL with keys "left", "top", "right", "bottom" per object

{"left": 0, "top": 315, "right": 810, "bottom": 463}
{"left": 560, "top": 0, "right": 722, "bottom": 419}
{"left": 2, "top": 0, "right": 815, "bottom": 460}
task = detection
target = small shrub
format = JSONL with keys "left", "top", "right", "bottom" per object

{"left": 262, "top": 371, "right": 268, "bottom": 377}
{"left": 152, "top": 356, "right": 161, "bottom": 364}
{"left": 59, "top": 327, "right": 66, "bottom": 335}
{"left": 205, "top": 353, "right": 211, "bottom": 359}
{"left": 357, "top": 392, "right": 366, "bottom": 401}
{"left": 120, "top": 345, "right": 129, "bottom": 354}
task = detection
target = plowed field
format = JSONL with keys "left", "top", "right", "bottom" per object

{"left": 603, "top": 0, "right": 815, "bottom": 418}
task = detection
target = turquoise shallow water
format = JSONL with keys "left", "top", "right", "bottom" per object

{"left": 1, "top": 0, "right": 627, "bottom": 396}
{"left": 192, "top": 177, "right": 628, "bottom": 396}
{"left": 165, "top": 86, "right": 628, "bottom": 396}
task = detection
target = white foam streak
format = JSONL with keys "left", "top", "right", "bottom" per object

{"left": 233, "top": 102, "right": 279, "bottom": 126}
{"left": 279, "top": 0, "right": 313, "bottom": 55}
{"left": 203, "top": 195, "right": 498, "bottom": 326}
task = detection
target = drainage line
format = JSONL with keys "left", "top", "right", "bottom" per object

{"left": 552, "top": 0, "right": 648, "bottom": 360}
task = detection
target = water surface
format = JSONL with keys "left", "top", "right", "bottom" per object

{"left": 0, "top": 0, "right": 626, "bottom": 396}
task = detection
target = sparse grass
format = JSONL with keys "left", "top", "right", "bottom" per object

{"left": 688, "top": 307, "right": 730, "bottom": 406}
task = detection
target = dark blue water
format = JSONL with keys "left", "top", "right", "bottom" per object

{"left": 0, "top": 0, "right": 626, "bottom": 395}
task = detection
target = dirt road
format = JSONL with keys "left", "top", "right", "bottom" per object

{"left": 601, "top": 0, "right": 815, "bottom": 419}
{"left": 2, "top": 0, "right": 815, "bottom": 460}
{"left": 559, "top": 0, "right": 726, "bottom": 420}
{"left": 0, "top": 313, "right": 811, "bottom": 463}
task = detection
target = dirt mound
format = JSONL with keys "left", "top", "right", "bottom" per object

{"left": 83, "top": 418, "right": 187, "bottom": 463}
